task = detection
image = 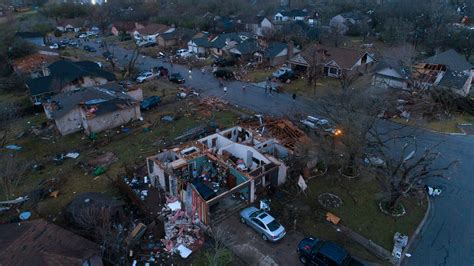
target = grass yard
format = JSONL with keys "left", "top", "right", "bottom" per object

{"left": 393, "top": 113, "right": 474, "bottom": 134}
{"left": 301, "top": 173, "right": 426, "bottom": 251}
{"left": 282, "top": 77, "right": 341, "bottom": 98}
{"left": 246, "top": 68, "right": 275, "bottom": 83}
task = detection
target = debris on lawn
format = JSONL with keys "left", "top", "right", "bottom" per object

{"left": 88, "top": 152, "right": 118, "bottom": 169}
{"left": 5, "top": 144, "right": 22, "bottom": 151}
{"left": 19, "top": 211, "right": 31, "bottom": 220}
{"left": 392, "top": 232, "right": 408, "bottom": 261}
{"left": 65, "top": 152, "right": 80, "bottom": 159}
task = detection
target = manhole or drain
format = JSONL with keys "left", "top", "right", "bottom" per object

{"left": 318, "top": 193, "right": 343, "bottom": 208}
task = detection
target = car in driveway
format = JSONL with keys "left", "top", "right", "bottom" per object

{"left": 300, "top": 116, "right": 341, "bottom": 137}
{"left": 49, "top": 43, "right": 59, "bottom": 49}
{"left": 239, "top": 207, "right": 286, "bottom": 242}
{"left": 136, "top": 72, "right": 156, "bottom": 83}
{"left": 140, "top": 96, "right": 161, "bottom": 110}
{"left": 272, "top": 67, "right": 292, "bottom": 78}
{"left": 297, "top": 237, "right": 363, "bottom": 265}
{"left": 169, "top": 73, "right": 185, "bottom": 84}
{"left": 278, "top": 71, "right": 297, "bottom": 82}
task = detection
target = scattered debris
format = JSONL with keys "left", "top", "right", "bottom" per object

{"left": 88, "top": 152, "right": 118, "bottom": 169}
{"left": 19, "top": 211, "right": 31, "bottom": 221}
{"left": 5, "top": 145, "right": 22, "bottom": 151}
{"left": 49, "top": 190, "right": 59, "bottom": 198}
{"left": 392, "top": 232, "right": 408, "bottom": 261}
{"left": 176, "top": 244, "right": 192, "bottom": 258}
{"left": 326, "top": 212, "right": 341, "bottom": 225}
{"left": 167, "top": 201, "right": 181, "bottom": 211}
{"left": 65, "top": 152, "right": 80, "bottom": 159}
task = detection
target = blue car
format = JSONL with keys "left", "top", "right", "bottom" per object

{"left": 140, "top": 96, "right": 161, "bottom": 110}
{"left": 239, "top": 207, "right": 286, "bottom": 242}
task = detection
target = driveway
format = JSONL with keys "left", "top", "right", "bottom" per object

{"left": 65, "top": 36, "right": 474, "bottom": 265}
{"left": 219, "top": 215, "right": 303, "bottom": 266}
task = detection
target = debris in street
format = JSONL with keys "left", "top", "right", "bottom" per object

{"left": 392, "top": 232, "right": 408, "bottom": 261}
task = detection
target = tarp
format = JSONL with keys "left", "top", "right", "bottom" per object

{"left": 167, "top": 201, "right": 181, "bottom": 211}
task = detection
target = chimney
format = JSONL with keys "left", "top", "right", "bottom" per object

{"left": 287, "top": 41, "right": 294, "bottom": 60}
{"left": 41, "top": 63, "right": 50, "bottom": 77}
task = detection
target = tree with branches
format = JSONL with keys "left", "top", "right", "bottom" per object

{"left": 0, "top": 153, "right": 30, "bottom": 200}
{"left": 368, "top": 132, "right": 458, "bottom": 212}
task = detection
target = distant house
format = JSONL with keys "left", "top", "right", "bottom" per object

{"left": 228, "top": 39, "right": 260, "bottom": 61}
{"left": 43, "top": 86, "right": 141, "bottom": 135}
{"left": 329, "top": 12, "right": 367, "bottom": 35}
{"left": 288, "top": 44, "right": 377, "bottom": 77}
{"left": 372, "top": 59, "right": 410, "bottom": 89}
{"left": 25, "top": 60, "right": 116, "bottom": 104}
{"left": 188, "top": 33, "right": 213, "bottom": 57}
{"left": 133, "top": 23, "right": 170, "bottom": 42}
{"left": 56, "top": 18, "right": 83, "bottom": 32}
{"left": 157, "top": 27, "right": 197, "bottom": 48}
{"left": 15, "top": 31, "right": 45, "bottom": 46}
{"left": 111, "top": 21, "right": 144, "bottom": 36}
{"left": 0, "top": 219, "right": 103, "bottom": 266}
{"left": 256, "top": 41, "right": 300, "bottom": 66}
{"left": 273, "top": 9, "right": 308, "bottom": 22}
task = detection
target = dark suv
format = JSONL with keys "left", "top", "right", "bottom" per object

{"left": 297, "top": 237, "right": 363, "bottom": 265}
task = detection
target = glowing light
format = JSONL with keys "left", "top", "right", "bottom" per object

{"left": 334, "top": 129, "right": 342, "bottom": 136}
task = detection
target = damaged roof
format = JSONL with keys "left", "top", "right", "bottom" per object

{"left": 425, "top": 49, "right": 473, "bottom": 72}
{"left": 438, "top": 70, "right": 471, "bottom": 90}
{"left": 26, "top": 60, "right": 116, "bottom": 97}
{"left": 0, "top": 219, "right": 102, "bottom": 266}
{"left": 48, "top": 86, "right": 134, "bottom": 119}
{"left": 314, "top": 45, "right": 372, "bottom": 69}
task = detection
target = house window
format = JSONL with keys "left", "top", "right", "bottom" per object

{"left": 329, "top": 67, "right": 340, "bottom": 75}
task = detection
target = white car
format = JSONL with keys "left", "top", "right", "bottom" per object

{"left": 49, "top": 43, "right": 59, "bottom": 49}
{"left": 272, "top": 67, "right": 292, "bottom": 78}
{"left": 176, "top": 49, "right": 193, "bottom": 58}
{"left": 79, "top": 33, "right": 87, "bottom": 38}
{"left": 136, "top": 72, "right": 155, "bottom": 83}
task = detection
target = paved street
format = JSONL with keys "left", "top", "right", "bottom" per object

{"left": 76, "top": 38, "right": 474, "bottom": 265}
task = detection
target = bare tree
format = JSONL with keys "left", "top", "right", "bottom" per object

{"left": 0, "top": 153, "right": 30, "bottom": 200}
{"left": 0, "top": 104, "right": 18, "bottom": 148}
{"left": 303, "top": 44, "right": 323, "bottom": 94}
{"left": 125, "top": 43, "right": 141, "bottom": 78}
{"left": 318, "top": 89, "right": 385, "bottom": 176}
{"left": 369, "top": 136, "right": 458, "bottom": 212}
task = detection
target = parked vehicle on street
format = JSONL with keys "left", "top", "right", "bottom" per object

{"left": 102, "top": 51, "right": 114, "bottom": 60}
{"left": 136, "top": 71, "right": 156, "bottom": 83}
{"left": 300, "top": 116, "right": 341, "bottom": 136}
{"left": 297, "top": 237, "right": 364, "bottom": 265}
{"left": 83, "top": 45, "right": 96, "bottom": 52}
{"left": 152, "top": 66, "right": 169, "bottom": 77}
{"left": 213, "top": 68, "right": 234, "bottom": 80}
{"left": 169, "top": 73, "right": 185, "bottom": 84}
{"left": 140, "top": 96, "right": 161, "bottom": 110}
{"left": 49, "top": 43, "right": 59, "bottom": 49}
{"left": 239, "top": 207, "right": 286, "bottom": 242}
{"left": 272, "top": 67, "right": 293, "bottom": 78}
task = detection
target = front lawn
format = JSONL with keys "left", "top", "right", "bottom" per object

{"left": 281, "top": 77, "right": 341, "bottom": 98}
{"left": 304, "top": 173, "right": 426, "bottom": 251}
{"left": 245, "top": 68, "right": 275, "bottom": 83}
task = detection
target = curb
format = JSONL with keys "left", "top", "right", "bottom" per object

{"left": 390, "top": 120, "right": 467, "bottom": 136}
{"left": 398, "top": 193, "right": 432, "bottom": 265}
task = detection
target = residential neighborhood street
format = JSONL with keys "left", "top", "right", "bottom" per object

{"left": 85, "top": 41, "right": 474, "bottom": 265}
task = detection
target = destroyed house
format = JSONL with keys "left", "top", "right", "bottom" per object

{"left": 146, "top": 126, "right": 290, "bottom": 224}
{"left": 26, "top": 60, "right": 116, "bottom": 105}
{"left": 43, "top": 86, "right": 141, "bottom": 136}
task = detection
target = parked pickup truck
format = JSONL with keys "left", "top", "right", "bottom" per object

{"left": 297, "top": 237, "right": 364, "bottom": 266}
